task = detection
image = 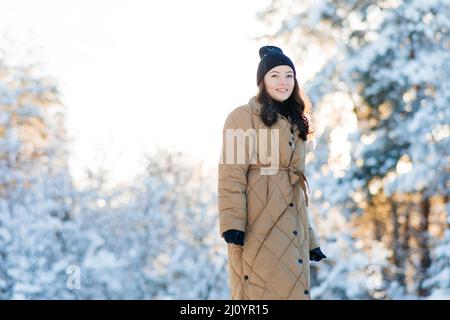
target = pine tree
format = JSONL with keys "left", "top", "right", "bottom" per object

{"left": 0, "top": 38, "right": 74, "bottom": 299}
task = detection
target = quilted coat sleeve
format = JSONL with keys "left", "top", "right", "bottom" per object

{"left": 218, "top": 106, "right": 253, "bottom": 236}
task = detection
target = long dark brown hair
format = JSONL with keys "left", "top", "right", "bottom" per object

{"left": 256, "top": 78, "right": 312, "bottom": 141}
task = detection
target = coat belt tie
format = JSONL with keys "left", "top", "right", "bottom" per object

{"left": 248, "top": 165, "right": 310, "bottom": 207}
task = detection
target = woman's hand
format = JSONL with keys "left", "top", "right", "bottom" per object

{"left": 222, "top": 229, "right": 245, "bottom": 246}
{"left": 309, "top": 247, "right": 326, "bottom": 262}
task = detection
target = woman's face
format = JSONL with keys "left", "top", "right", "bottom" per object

{"left": 263, "top": 65, "right": 295, "bottom": 102}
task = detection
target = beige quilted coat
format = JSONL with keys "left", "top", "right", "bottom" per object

{"left": 218, "top": 95, "right": 320, "bottom": 300}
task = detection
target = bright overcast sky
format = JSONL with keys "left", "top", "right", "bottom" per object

{"left": 0, "top": 0, "right": 283, "bottom": 186}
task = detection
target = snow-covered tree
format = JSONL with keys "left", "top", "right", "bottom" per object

{"left": 0, "top": 39, "right": 74, "bottom": 299}
{"left": 151, "top": 159, "right": 228, "bottom": 299}
{"left": 424, "top": 207, "right": 450, "bottom": 299}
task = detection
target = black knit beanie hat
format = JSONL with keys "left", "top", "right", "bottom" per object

{"left": 256, "top": 45, "right": 296, "bottom": 86}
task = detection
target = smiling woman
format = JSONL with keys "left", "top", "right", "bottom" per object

{"left": 218, "top": 45, "right": 326, "bottom": 300}
{"left": 264, "top": 66, "right": 295, "bottom": 101}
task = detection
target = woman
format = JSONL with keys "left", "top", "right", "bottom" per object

{"left": 218, "top": 45, "right": 326, "bottom": 300}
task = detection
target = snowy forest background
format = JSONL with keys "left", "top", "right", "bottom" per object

{"left": 1, "top": 0, "right": 449, "bottom": 299}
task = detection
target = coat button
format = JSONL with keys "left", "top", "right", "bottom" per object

{"left": 293, "top": 230, "right": 298, "bottom": 235}
{"left": 244, "top": 275, "right": 248, "bottom": 280}
{"left": 289, "top": 141, "right": 292, "bottom": 146}
{"left": 298, "top": 259, "right": 303, "bottom": 263}
{"left": 289, "top": 202, "right": 294, "bottom": 207}
{"left": 290, "top": 128, "right": 294, "bottom": 133}
{"left": 304, "top": 290, "right": 309, "bottom": 295}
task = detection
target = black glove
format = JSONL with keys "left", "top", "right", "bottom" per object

{"left": 222, "top": 229, "right": 245, "bottom": 246}
{"left": 309, "top": 247, "right": 326, "bottom": 262}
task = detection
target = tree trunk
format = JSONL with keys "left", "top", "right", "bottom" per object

{"left": 417, "top": 196, "right": 431, "bottom": 297}
{"left": 390, "top": 197, "right": 406, "bottom": 288}
{"left": 400, "top": 202, "right": 412, "bottom": 293}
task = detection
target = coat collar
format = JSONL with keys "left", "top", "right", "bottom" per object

{"left": 249, "top": 95, "right": 292, "bottom": 123}
{"left": 248, "top": 96, "right": 262, "bottom": 115}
